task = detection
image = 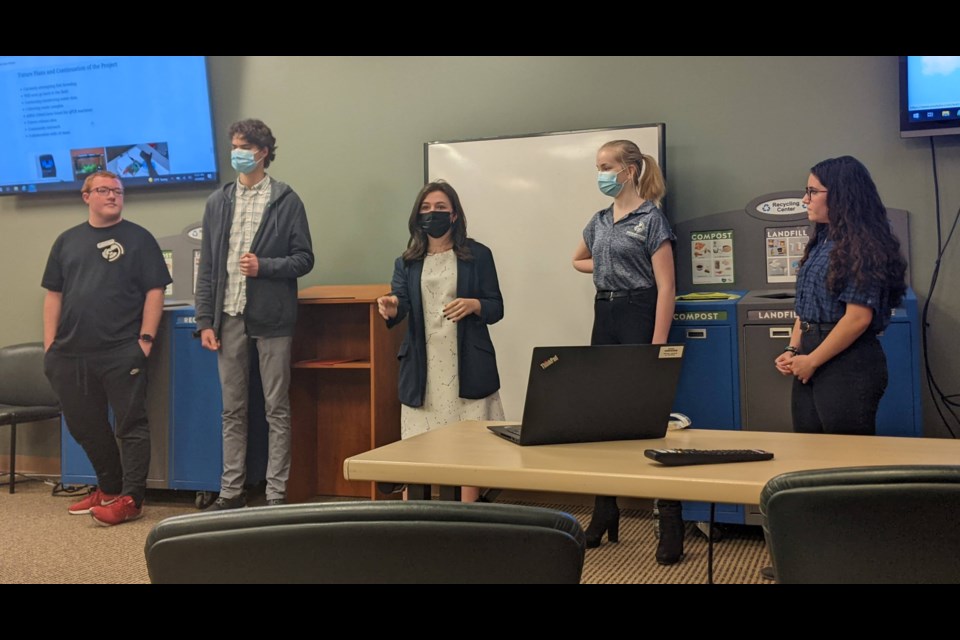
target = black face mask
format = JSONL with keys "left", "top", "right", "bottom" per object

{"left": 419, "top": 212, "right": 453, "bottom": 238}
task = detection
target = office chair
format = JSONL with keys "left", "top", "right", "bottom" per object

{"left": 0, "top": 343, "right": 61, "bottom": 494}
{"left": 145, "top": 501, "right": 586, "bottom": 583}
{"left": 760, "top": 465, "right": 960, "bottom": 583}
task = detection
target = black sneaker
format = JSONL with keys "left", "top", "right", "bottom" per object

{"left": 205, "top": 495, "right": 246, "bottom": 511}
{"left": 760, "top": 565, "right": 776, "bottom": 581}
{"left": 266, "top": 498, "right": 285, "bottom": 506}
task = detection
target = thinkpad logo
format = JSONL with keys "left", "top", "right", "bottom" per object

{"left": 539, "top": 355, "right": 559, "bottom": 370}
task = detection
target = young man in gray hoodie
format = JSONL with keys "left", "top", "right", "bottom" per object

{"left": 195, "top": 119, "right": 314, "bottom": 509}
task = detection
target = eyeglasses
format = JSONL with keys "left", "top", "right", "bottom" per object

{"left": 803, "top": 187, "right": 827, "bottom": 198}
{"left": 89, "top": 187, "right": 124, "bottom": 197}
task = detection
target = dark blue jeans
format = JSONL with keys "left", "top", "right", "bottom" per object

{"left": 792, "top": 329, "right": 888, "bottom": 436}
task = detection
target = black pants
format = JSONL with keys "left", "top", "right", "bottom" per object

{"left": 590, "top": 288, "right": 681, "bottom": 517}
{"left": 44, "top": 342, "right": 151, "bottom": 504}
{"left": 591, "top": 288, "right": 657, "bottom": 346}
{"left": 792, "top": 329, "right": 888, "bottom": 436}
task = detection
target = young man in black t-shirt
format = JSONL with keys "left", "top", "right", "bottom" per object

{"left": 41, "top": 170, "right": 171, "bottom": 526}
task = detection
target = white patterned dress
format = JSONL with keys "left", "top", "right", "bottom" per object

{"left": 401, "top": 249, "right": 505, "bottom": 439}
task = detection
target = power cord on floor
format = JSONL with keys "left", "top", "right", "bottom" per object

{"left": 49, "top": 482, "right": 94, "bottom": 498}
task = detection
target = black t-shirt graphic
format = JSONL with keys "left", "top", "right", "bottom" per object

{"left": 42, "top": 220, "right": 172, "bottom": 354}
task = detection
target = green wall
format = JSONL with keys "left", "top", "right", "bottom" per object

{"left": 2, "top": 56, "right": 958, "bottom": 460}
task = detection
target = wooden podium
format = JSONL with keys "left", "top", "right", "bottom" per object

{"left": 287, "top": 284, "right": 405, "bottom": 501}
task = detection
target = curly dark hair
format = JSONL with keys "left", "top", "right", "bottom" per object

{"left": 228, "top": 119, "right": 277, "bottom": 168}
{"left": 799, "top": 156, "right": 907, "bottom": 309}
{"left": 402, "top": 181, "right": 473, "bottom": 262}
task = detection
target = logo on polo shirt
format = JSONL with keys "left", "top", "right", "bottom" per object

{"left": 96, "top": 239, "right": 124, "bottom": 262}
{"left": 626, "top": 220, "right": 647, "bottom": 240}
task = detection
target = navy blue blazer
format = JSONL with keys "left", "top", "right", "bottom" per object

{"left": 386, "top": 239, "right": 503, "bottom": 408}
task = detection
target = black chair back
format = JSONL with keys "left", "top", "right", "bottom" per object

{"left": 0, "top": 343, "right": 58, "bottom": 407}
{"left": 145, "top": 501, "right": 586, "bottom": 584}
{"left": 761, "top": 465, "right": 960, "bottom": 583}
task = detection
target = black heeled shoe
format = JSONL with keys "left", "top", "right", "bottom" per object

{"left": 655, "top": 499, "right": 685, "bottom": 565}
{"left": 376, "top": 482, "right": 406, "bottom": 495}
{"left": 584, "top": 496, "right": 620, "bottom": 548}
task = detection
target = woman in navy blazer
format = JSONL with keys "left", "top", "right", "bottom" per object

{"left": 378, "top": 181, "right": 504, "bottom": 502}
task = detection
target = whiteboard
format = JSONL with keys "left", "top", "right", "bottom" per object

{"left": 426, "top": 124, "right": 665, "bottom": 421}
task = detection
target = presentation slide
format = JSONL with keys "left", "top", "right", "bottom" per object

{"left": 907, "top": 56, "right": 960, "bottom": 111}
{"left": 0, "top": 56, "right": 217, "bottom": 192}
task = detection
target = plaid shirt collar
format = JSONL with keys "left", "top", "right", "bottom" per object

{"left": 236, "top": 173, "right": 271, "bottom": 195}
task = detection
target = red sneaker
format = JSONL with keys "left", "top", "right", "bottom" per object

{"left": 68, "top": 488, "right": 119, "bottom": 515}
{"left": 89, "top": 496, "right": 143, "bottom": 526}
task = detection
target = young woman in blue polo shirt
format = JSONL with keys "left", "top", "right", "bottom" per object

{"left": 775, "top": 155, "right": 907, "bottom": 435}
{"left": 572, "top": 140, "right": 683, "bottom": 564}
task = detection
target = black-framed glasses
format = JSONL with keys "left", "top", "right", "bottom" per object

{"left": 803, "top": 187, "right": 827, "bottom": 198}
{"left": 90, "top": 187, "right": 124, "bottom": 197}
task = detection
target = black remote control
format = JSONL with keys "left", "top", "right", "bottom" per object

{"left": 644, "top": 448, "right": 774, "bottom": 466}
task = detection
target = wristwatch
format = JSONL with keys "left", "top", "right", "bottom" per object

{"left": 783, "top": 345, "right": 799, "bottom": 354}
{"left": 140, "top": 334, "right": 154, "bottom": 344}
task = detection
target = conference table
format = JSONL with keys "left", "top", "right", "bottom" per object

{"left": 344, "top": 421, "right": 960, "bottom": 583}
{"left": 344, "top": 421, "right": 960, "bottom": 504}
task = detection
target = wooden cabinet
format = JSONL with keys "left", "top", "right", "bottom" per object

{"left": 287, "top": 284, "right": 405, "bottom": 501}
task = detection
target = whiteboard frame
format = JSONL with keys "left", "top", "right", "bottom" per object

{"left": 425, "top": 124, "right": 666, "bottom": 421}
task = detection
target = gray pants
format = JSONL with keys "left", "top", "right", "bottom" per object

{"left": 217, "top": 313, "right": 292, "bottom": 501}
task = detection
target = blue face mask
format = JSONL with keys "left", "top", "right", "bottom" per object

{"left": 231, "top": 149, "right": 261, "bottom": 174}
{"left": 597, "top": 168, "right": 626, "bottom": 197}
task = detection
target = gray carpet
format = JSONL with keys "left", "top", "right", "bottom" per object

{"left": 0, "top": 480, "right": 771, "bottom": 583}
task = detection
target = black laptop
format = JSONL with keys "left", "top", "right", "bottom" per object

{"left": 488, "top": 344, "right": 685, "bottom": 446}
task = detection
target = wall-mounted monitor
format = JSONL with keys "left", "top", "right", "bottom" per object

{"left": 0, "top": 56, "right": 218, "bottom": 195}
{"left": 900, "top": 56, "right": 960, "bottom": 138}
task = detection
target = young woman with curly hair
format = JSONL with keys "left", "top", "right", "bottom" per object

{"left": 775, "top": 155, "right": 908, "bottom": 434}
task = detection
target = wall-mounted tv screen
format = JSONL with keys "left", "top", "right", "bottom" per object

{"left": 0, "top": 56, "right": 218, "bottom": 195}
{"left": 900, "top": 56, "right": 960, "bottom": 138}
